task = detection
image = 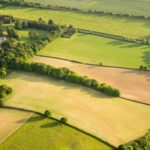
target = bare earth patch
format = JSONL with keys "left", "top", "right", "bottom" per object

{"left": 1, "top": 71, "right": 150, "bottom": 146}
{"left": 32, "top": 56, "right": 150, "bottom": 104}
{"left": 0, "top": 109, "right": 33, "bottom": 144}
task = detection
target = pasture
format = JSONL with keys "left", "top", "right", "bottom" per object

{"left": 0, "top": 115, "right": 111, "bottom": 150}
{"left": 0, "top": 6, "right": 150, "bottom": 39}
{"left": 17, "top": 29, "right": 48, "bottom": 43}
{"left": 39, "top": 33, "right": 150, "bottom": 68}
{"left": 1, "top": 71, "right": 150, "bottom": 146}
{"left": 32, "top": 56, "right": 150, "bottom": 104}
{"left": 0, "top": 108, "right": 33, "bottom": 144}
{"left": 26, "top": 0, "right": 150, "bottom": 17}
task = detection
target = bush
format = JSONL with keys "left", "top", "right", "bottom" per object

{"left": 44, "top": 110, "right": 51, "bottom": 118}
{"left": 60, "top": 117, "right": 68, "bottom": 123}
{"left": 0, "top": 99, "right": 4, "bottom": 107}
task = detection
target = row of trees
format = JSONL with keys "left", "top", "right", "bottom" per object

{"left": 14, "top": 18, "right": 76, "bottom": 38}
{"left": 0, "top": 85, "right": 13, "bottom": 106}
{"left": 118, "top": 132, "right": 150, "bottom": 150}
{"left": 8, "top": 60, "right": 120, "bottom": 97}
{"left": 1, "top": 0, "right": 150, "bottom": 21}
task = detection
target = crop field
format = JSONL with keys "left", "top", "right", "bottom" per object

{"left": 0, "top": 108, "right": 33, "bottom": 144}
{"left": 1, "top": 71, "right": 150, "bottom": 146}
{"left": 0, "top": 6, "right": 150, "bottom": 39}
{"left": 26, "top": 0, "right": 150, "bottom": 17}
{"left": 32, "top": 56, "right": 150, "bottom": 104}
{"left": 0, "top": 115, "right": 111, "bottom": 150}
{"left": 39, "top": 33, "right": 150, "bottom": 68}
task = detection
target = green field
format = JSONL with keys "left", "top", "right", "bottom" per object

{"left": 39, "top": 33, "right": 150, "bottom": 68}
{"left": 1, "top": 71, "right": 150, "bottom": 146}
{"left": 0, "top": 6, "right": 150, "bottom": 39}
{"left": 17, "top": 28, "right": 48, "bottom": 43}
{"left": 26, "top": 0, "right": 150, "bottom": 17}
{"left": 0, "top": 114, "right": 111, "bottom": 150}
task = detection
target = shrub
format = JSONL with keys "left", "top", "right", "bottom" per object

{"left": 60, "top": 117, "right": 68, "bottom": 123}
{"left": 44, "top": 110, "right": 51, "bottom": 118}
{"left": 0, "top": 99, "right": 4, "bottom": 107}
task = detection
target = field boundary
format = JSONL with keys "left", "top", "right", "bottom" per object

{"left": 77, "top": 29, "right": 150, "bottom": 46}
{"left": 1, "top": 106, "right": 116, "bottom": 149}
{"left": 36, "top": 54, "right": 150, "bottom": 72}
{"left": 0, "top": 108, "right": 34, "bottom": 145}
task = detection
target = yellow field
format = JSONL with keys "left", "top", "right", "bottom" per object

{"left": 0, "top": 71, "right": 150, "bottom": 146}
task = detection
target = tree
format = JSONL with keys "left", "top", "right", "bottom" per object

{"left": 60, "top": 117, "right": 68, "bottom": 123}
{"left": 15, "top": 20, "right": 23, "bottom": 29}
{"left": 0, "top": 67, "right": 7, "bottom": 78}
{"left": 44, "top": 110, "right": 51, "bottom": 117}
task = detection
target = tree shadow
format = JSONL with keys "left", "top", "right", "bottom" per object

{"left": 40, "top": 121, "right": 61, "bottom": 128}
{"left": 27, "top": 115, "right": 45, "bottom": 122}
{"left": 7, "top": 71, "right": 111, "bottom": 99}
{"left": 142, "top": 50, "right": 150, "bottom": 67}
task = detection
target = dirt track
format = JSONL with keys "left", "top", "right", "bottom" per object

{"left": 32, "top": 56, "right": 150, "bottom": 104}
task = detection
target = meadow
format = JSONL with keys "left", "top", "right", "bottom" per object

{"left": 0, "top": 114, "right": 112, "bottom": 150}
{"left": 18, "top": 29, "right": 48, "bottom": 43}
{"left": 0, "top": 108, "right": 33, "bottom": 144}
{"left": 26, "top": 0, "right": 150, "bottom": 17}
{"left": 0, "top": 6, "right": 150, "bottom": 39}
{"left": 39, "top": 33, "right": 150, "bottom": 68}
{"left": 1, "top": 71, "right": 150, "bottom": 146}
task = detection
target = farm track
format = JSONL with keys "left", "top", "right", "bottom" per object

{"left": 32, "top": 56, "right": 150, "bottom": 105}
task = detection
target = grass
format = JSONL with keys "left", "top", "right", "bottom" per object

{"left": 17, "top": 28, "right": 49, "bottom": 43}
{"left": 26, "top": 0, "right": 150, "bottom": 17}
{"left": 0, "top": 108, "right": 33, "bottom": 144}
{"left": 0, "top": 114, "right": 112, "bottom": 150}
{"left": 0, "top": 6, "right": 150, "bottom": 39}
{"left": 39, "top": 33, "right": 150, "bottom": 68}
{"left": 1, "top": 71, "right": 150, "bottom": 146}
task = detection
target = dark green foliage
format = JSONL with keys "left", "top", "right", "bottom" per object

{"left": 60, "top": 117, "right": 68, "bottom": 123}
{"left": 117, "top": 132, "right": 150, "bottom": 150}
{"left": 44, "top": 110, "right": 51, "bottom": 118}
{"left": 9, "top": 60, "right": 120, "bottom": 97}
{"left": 0, "top": 85, "right": 13, "bottom": 106}
{"left": 0, "top": 67, "right": 7, "bottom": 78}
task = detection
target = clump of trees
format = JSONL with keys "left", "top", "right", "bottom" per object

{"left": 0, "top": 85, "right": 13, "bottom": 106}
{"left": 8, "top": 60, "right": 120, "bottom": 97}
{"left": 118, "top": 132, "right": 150, "bottom": 150}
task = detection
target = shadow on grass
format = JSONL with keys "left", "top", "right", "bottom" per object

{"left": 5, "top": 71, "right": 111, "bottom": 99}
{"left": 40, "top": 121, "right": 61, "bottom": 128}
{"left": 27, "top": 115, "right": 45, "bottom": 122}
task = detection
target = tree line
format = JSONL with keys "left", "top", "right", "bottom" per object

{"left": 8, "top": 60, "right": 120, "bottom": 97}
{"left": 118, "top": 132, "right": 150, "bottom": 150}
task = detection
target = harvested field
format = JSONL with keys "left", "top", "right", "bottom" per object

{"left": 32, "top": 56, "right": 150, "bottom": 104}
{"left": 0, "top": 108, "right": 33, "bottom": 144}
{"left": 0, "top": 71, "right": 150, "bottom": 146}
